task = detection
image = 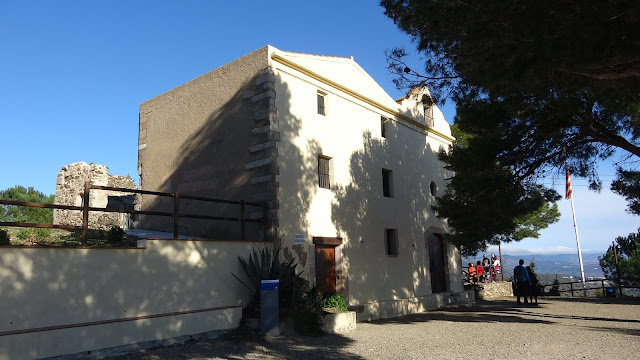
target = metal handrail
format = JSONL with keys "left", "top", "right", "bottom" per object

{"left": 0, "top": 181, "right": 267, "bottom": 246}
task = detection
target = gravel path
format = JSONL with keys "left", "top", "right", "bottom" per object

{"left": 111, "top": 297, "right": 640, "bottom": 360}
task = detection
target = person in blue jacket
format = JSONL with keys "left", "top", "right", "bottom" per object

{"left": 513, "top": 259, "right": 530, "bottom": 305}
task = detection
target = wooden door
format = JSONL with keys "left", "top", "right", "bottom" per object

{"left": 315, "top": 245, "right": 336, "bottom": 294}
{"left": 428, "top": 233, "right": 447, "bottom": 293}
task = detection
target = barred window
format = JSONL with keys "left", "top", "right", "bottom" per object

{"left": 317, "top": 92, "right": 326, "bottom": 116}
{"left": 424, "top": 105, "right": 434, "bottom": 128}
{"left": 318, "top": 156, "right": 331, "bottom": 189}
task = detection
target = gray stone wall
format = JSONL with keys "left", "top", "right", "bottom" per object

{"left": 53, "top": 162, "right": 137, "bottom": 230}
{"left": 477, "top": 281, "right": 514, "bottom": 299}
{"left": 137, "top": 46, "right": 273, "bottom": 239}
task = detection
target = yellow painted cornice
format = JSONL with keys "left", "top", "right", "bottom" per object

{"left": 270, "top": 53, "right": 455, "bottom": 142}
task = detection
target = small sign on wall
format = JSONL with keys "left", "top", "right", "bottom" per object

{"left": 294, "top": 233, "right": 306, "bottom": 245}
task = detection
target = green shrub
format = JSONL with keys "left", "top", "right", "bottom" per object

{"left": 293, "top": 309, "right": 323, "bottom": 336}
{"left": 16, "top": 228, "right": 51, "bottom": 243}
{"left": 548, "top": 279, "right": 561, "bottom": 296}
{"left": 321, "top": 292, "right": 349, "bottom": 312}
{"left": 61, "top": 230, "right": 81, "bottom": 245}
{"left": 0, "top": 228, "right": 10, "bottom": 245}
{"left": 293, "top": 287, "right": 324, "bottom": 336}
{"left": 106, "top": 226, "right": 126, "bottom": 244}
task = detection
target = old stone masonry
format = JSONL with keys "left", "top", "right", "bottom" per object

{"left": 53, "top": 162, "right": 137, "bottom": 230}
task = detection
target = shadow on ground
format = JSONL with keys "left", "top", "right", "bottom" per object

{"left": 111, "top": 326, "right": 363, "bottom": 360}
{"left": 542, "top": 296, "right": 640, "bottom": 306}
{"left": 366, "top": 299, "right": 554, "bottom": 326}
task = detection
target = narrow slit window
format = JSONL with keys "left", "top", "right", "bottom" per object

{"left": 385, "top": 229, "right": 399, "bottom": 256}
{"left": 318, "top": 155, "right": 331, "bottom": 189}
{"left": 382, "top": 169, "right": 393, "bottom": 198}
{"left": 381, "top": 117, "right": 388, "bottom": 138}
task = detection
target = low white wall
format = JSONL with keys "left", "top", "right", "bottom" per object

{"left": 0, "top": 239, "right": 257, "bottom": 359}
{"left": 356, "top": 290, "right": 475, "bottom": 321}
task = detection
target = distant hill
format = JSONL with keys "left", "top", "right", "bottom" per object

{"left": 462, "top": 253, "right": 604, "bottom": 283}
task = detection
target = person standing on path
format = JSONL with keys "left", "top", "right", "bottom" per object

{"left": 491, "top": 253, "right": 500, "bottom": 281}
{"left": 526, "top": 266, "right": 538, "bottom": 305}
{"left": 482, "top": 254, "right": 491, "bottom": 275}
{"left": 513, "top": 259, "right": 530, "bottom": 305}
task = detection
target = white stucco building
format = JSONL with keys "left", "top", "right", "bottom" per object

{"left": 138, "top": 45, "right": 472, "bottom": 320}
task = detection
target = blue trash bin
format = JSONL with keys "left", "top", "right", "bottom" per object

{"left": 604, "top": 286, "right": 616, "bottom": 297}
{"left": 260, "top": 280, "right": 279, "bottom": 336}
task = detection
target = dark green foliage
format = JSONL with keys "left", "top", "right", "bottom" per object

{"left": 0, "top": 228, "right": 10, "bottom": 245}
{"left": 599, "top": 229, "right": 640, "bottom": 288}
{"left": 293, "top": 287, "right": 324, "bottom": 336}
{"left": 382, "top": 1, "right": 640, "bottom": 249}
{"left": 16, "top": 228, "right": 52, "bottom": 243}
{"left": 611, "top": 169, "right": 640, "bottom": 215}
{"left": 549, "top": 279, "right": 561, "bottom": 296}
{"left": 321, "top": 292, "right": 349, "bottom": 313}
{"left": 381, "top": 0, "right": 639, "bottom": 120}
{"left": 529, "top": 259, "right": 538, "bottom": 278}
{"left": 106, "top": 226, "right": 126, "bottom": 244}
{"left": 0, "top": 186, "right": 55, "bottom": 224}
{"left": 433, "top": 126, "right": 561, "bottom": 256}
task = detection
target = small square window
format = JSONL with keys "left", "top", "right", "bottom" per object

{"left": 318, "top": 155, "right": 332, "bottom": 189}
{"left": 317, "top": 91, "right": 326, "bottom": 116}
{"left": 381, "top": 117, "right": 388, "bottom": 138}
{"left": 382, "top": 169, "right": 394, "bottom": 198}
{"left": 385, "top": 229, "right": 399, "bottom": 257}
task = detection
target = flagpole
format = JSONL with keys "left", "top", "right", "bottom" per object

{"left": 566, "top": 166, "right": 587, "bottom": 297}
{"left": 569, "top": 194, "right": 587, "bottom": 297}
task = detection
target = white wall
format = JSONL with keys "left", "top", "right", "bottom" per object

{"left": 0, "top": 240, "right": 255, "bottom": 359}
{"left": 270, "top": 51, "right": 465, "bottom": 320}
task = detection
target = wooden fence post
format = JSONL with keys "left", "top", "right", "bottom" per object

{"left": 240, "top": 200, "right": 245, "bottom": 241}
{"left": 81, "top": 181, "right": 90, "bottom": 246}
{"left": 570, "top": 282, "right": 574, "bottom": 297}
{"left": 613, "top": 241, "right": 623, "bottom": 296}
{"left": 173, "top": 192, "right": 179, "bottom": 239}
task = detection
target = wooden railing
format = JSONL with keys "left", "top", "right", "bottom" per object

{"left": 0, "top": 181, "right": 267, "bottom": 246}
{"left": 542, "top": 278, "right": 639, "bottom": 297}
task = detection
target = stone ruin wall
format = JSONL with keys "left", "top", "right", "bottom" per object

{"left": 53, "top": 162, "right": 137, "bottom": 230}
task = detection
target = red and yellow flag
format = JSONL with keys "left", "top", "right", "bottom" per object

{"left": 565, "top": 166, "right": 573, "bottom": 199}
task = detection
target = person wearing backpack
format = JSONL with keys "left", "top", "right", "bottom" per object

{"left": 513, "top": 259, "right": 530, "bottom": 305}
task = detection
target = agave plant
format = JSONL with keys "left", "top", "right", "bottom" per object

{"left": 232, "top": 240, "right": 305, "bottom": 311}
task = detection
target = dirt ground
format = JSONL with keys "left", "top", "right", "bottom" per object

{"left": 108, "top": 297, "right": 640, "bottom": 360}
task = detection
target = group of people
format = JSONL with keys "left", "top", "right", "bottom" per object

{"left": 466, "top": 255, "right": 540, "bottom": 306}
{"left": 466, "top": 253, "right": 501, "bottom": 283}
{"left": 513, "top": 259, "right": 539, "bottom": 305}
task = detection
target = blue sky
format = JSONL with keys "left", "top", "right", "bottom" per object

{"left": 1, "top": 1, "right": 637, "bottom": 255}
